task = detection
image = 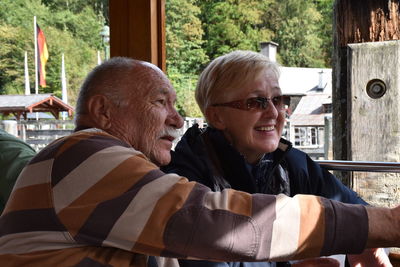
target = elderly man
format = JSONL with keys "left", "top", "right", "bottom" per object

{"left": 0, "top": 57, "right": 399, "bottom": 267}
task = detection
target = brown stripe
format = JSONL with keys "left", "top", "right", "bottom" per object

{"left": 58, "top": 156, "right": 157, "bottom": 237}
{"left": 296, "top": 195, "right": 325, "bottom": 258}
{"left": 51, "top": 134, "right": 131, "bottom": 186}
{"left": 226, "top": 189, "right": 252, "bottom": 217}
{"left": 180, "top": 182, "right": 209, "bottom": 208}
{"left": 74, "top": 258, "right": 112, "bottom": 267}
{"left": 0, "top": 208, "right": 66, "bottom": 236}
{"left": 250, "top": 193, "right": 276, "bottom": 259}
{"left": 132, "top": 179, "right": 196, "bottom": 255}
{"left": 74, "top": 168, "right": 165, "bottom": 246}
{"left": 320, "top": 199, "right": 368, "bottom": 256}
{"left": 3, "top": 183, "right": 51, "bottom": 215}
{"left": 163, "top": 202, "right": 258, "bottom": 260}
{"left": 29, "top": 137, "right": 66, "bottom": 165}
{"left": 54, "top": 131, "right": 96, "bottom": 158}
{"left": 54, "top": 131, "right": 119, "bottom": 158}
{"left": 0, "top": 246, "right": 138, "bottom": 267}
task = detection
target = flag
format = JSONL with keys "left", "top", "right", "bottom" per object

{"left": 36, "top": 24, "right": 49, "bottom": 87}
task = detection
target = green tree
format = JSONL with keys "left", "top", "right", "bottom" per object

{"left": 263, "top": 0, "right": 326, "bottom": 67}
{"left": 168, "top": 69, "right": 202, "bottom": 118}
{"left": 42, "top": 0, "right": 108, "bottom": 24}
{"left": 198, "top": 0, "right": 275, "bottom": 60}
{"left": 166, "top": 0, "right": 208, "bottom": 74}
{"left": 313, "top": 0, "right": 334, "bottom": 67}
{"left": 0, "top": 25, "right": 32, "bottom": 95}
{"left": 0, "top": 0, "right": 104, "bottom": 105}
{"left": 166, "top": 0, "right": 207, "bottom": 117}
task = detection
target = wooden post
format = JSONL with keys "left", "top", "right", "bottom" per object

{"left": 333, "top": 0, "right": 400, "bottom": 186}
{"left": 348, "top": 41, "right": 400, "bottom": 207}
{"left": 334, "top": 3, "right": 400, "bottom": 259}
{"left": 109, "top": 0, "right": 166, "bottom": 71}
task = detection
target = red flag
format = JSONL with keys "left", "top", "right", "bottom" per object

{"left": 36, "top": 24, "right": 49, "bottom": 87}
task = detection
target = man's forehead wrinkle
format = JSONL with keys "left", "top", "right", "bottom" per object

{"left": 126, "top": 66, "right": 158, "bottom": 93}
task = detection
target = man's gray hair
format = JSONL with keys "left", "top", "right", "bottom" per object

{"left": 195, "top": 50, "right": 280, "bottom": 117}
{"left": 75, "top": 57, "right": 138, "bottom": 116}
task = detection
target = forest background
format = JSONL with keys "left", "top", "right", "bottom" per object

{"left": 0, "top": 0, "right": 333, "bottom": 117}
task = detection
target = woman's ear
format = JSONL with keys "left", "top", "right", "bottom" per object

{"left": 205, "top": 106, "right": 226, "bottom": 130}
{"left": 87, "top": 95, "right": 112, "bottom": 130}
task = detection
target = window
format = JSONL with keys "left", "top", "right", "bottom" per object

{"left": 323, "top": 103, "right": 332, "bottom": 113}
{"left": 294, "top": 126, "right": 324, "bottom": 147}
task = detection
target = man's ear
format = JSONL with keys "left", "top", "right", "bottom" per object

{"left": 87, "top": 95, "right": 113, "bottom": 130}
{"left": 205, "top": 106, "right": 226, "bottom": 130}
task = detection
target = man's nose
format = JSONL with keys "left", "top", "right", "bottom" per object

{"left": 168, "top": 107, "right": 184, "bottom": 129}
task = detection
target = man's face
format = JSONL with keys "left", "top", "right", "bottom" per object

{"left": 111, "top": 66, "right": 183, "bottom": 166}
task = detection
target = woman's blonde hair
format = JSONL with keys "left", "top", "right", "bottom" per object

{"left": 195, "top": 50, "right": 280, "bottom": 118}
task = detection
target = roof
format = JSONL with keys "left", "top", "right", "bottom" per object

{"left": 290, "top": 93, "right": 331, "bottom": 126}
{"left": 279, "top": 67, "right": 332, "bottom": 96}
{"left": 0, "top": 94, "right": 74, "bottom": 120}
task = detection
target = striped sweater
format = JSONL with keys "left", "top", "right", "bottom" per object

{"left": 0, "top": 129, "right": 368, "bottom": 266}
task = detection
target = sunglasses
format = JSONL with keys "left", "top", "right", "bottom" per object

{"left": 212, "top": 95, "right": 289, "bottom": 111}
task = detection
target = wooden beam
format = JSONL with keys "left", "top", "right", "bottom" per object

{"left": 109, "top": 0, "right": 166, "bottom": 71}
{"left": 333, "top": 0, "right": 400, "bottom": 185}
{"left": 336, "top": 0, "right": 400, "bottom": 47}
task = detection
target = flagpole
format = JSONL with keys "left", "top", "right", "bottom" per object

{"left": 24, "top": 51, "right": 30, "bottom": 95}
{"left": 97, "top": 50, "right": 102, "bottom": 65}
{"left": 34, "top": 16, "right": 38, "bottom": 94}
{"left": 61, "top": 53, "right": 68, "bottom": 120}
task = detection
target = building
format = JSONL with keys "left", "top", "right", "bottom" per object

{"left": 261, "top": 42, "right": 333, "bottom": 159}
{"left": 281, "top": 67, "right": 332, "bottom": 159}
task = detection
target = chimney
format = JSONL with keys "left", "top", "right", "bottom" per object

{"left": 260, "top": 41, "right": 279, "bottom": 62}
{"left": 318, "top": 70, "right": 325, "bottom": 91}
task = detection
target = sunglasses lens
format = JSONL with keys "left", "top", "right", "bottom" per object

{"left": 246, "top": 97, "right": 265, "bottom": 110}
{"left": 272, "top": 96, "right": 284, "bottom": 109}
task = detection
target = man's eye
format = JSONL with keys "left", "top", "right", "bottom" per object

{"left": 157, "top": 99, "right": 166, "bottom": 105}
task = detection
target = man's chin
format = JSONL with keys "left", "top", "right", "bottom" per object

{"left": 151, "top": 152, "right": 171, "bottom": 167}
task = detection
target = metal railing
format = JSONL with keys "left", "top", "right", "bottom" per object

{"left": 316, "top": 160, "right": 400, "bottom": 173}
{"left": 316, "top": 160, "right": 400, "bottom": 261}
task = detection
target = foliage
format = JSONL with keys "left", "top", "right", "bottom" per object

{"left": 0, "top": 0, "right": 103, "bottom": 104}
{"left": 1, "top": 0, "right": 334, "bottom": 117}
{"left": 167, "top": 68, "right": 202, "bottom": 118}
{"left": 197, "top": 0, "right": 275, "bottom": 61}
{"left": 166, "top": 0, "right": 208, "bottom": 75}
{"left": 166, "top": 0, "right": 334, "bottom": 116}
{"left": 263, "top": 0, "right": 326, "bottom": 67}
{"left": 166, "top": 0, "right": 209, "bottom": 117}
{"left": 0, "top": 25, "right": 32, "bottom": 95}
{"left": 313, "top": 0, "right": 334, "bottom": 66}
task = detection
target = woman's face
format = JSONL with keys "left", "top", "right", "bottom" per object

{"left": 208, "top": 68, "right": 285, "bottom": 164}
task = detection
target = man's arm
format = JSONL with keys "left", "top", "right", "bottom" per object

{"left": 302, "top": 154, "right": 392, "bottom": 265}
{"left": 366, "top": 205, "right": 400, "bottom": 248}
{"left": 43, "top": 133, "right": 369, "bottom": 261}
{"left": 5, "top": 132, "right": 396, "bottom": 262}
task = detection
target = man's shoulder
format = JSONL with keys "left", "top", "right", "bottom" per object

{"left": 61, "top": 128, "right": 131, "bottom": 150}
{"left": 31, "top": 128, "right": 134, "bottom": 165}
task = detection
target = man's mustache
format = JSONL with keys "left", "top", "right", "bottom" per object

{"left": 159, "top": 127, "right": 181, "bottom": 140}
